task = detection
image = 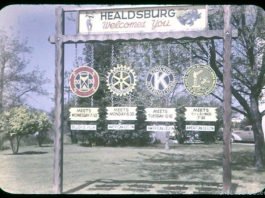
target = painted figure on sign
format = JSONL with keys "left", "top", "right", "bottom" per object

{"left": 86, "top": 15, "right": 94, "bottom": 31}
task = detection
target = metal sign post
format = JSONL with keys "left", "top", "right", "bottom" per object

{"left": 49, "top": 5, "right": 236, "bottom": 194}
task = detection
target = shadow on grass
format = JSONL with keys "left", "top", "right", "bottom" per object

{"left": 5, "top": 151, "right": 48, "bottom": 155}
{"left": 64, "top": 180, "right": 100, "bottom": 194}
{"left": 63, "top": 179, "right": 238, "bottom": 194}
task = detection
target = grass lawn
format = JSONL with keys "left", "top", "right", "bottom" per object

{"left": 0, "top": 142, "right": 264, "bottom": 194}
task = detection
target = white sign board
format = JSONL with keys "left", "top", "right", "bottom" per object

{"left": 108, "top": 124, "right": 135, "bottom": 130}
{"left": 186, "top": 125, "right": 215, "bottom": 132}
{"left": 71, "top": 124, "right": 97, "bottom": 131}
{"left": 185, "top": 107, "right": 217, "bottom": 121}
{"left": 69, "top": 108, "right": 99, "bottom": 121}
{"left": 146, "top": 108, "right": 176, "bottom": 122}
{"left": 147, "top": 125, "right": 175, "bottom": 132}
{"left": 106, "top": 107, "right": 137, "bottom": 120}
{"left": 79, "top": 6, "right": 207, "bottom": 34}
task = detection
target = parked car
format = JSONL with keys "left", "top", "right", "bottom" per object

{"left": 231, "top": 125, "right": 254, "bottom": 143}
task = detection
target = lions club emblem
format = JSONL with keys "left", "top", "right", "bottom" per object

{"left": 184, "top": 64, "right": 216, "bottom": 96}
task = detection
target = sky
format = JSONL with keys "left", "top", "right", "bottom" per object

{"left": 0, "top": 4, "right": 264, "bottom": 116}
{"left": 0, "top": 4, "right": 101, "bottom": 112}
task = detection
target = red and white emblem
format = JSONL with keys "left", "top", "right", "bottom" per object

{"left": 69, "top": 66, "right": 100, "bottom": 97}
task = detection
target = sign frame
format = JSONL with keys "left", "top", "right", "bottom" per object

{"left": 49, "top": 5, "right": 235, "bottom": 194}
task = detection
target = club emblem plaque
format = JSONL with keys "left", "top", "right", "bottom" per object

{"left": 184, "top": 64, "right": 216, "bottom": 96}
{"left": 69, "top": 66, "right": 100, "bottom": 97}
{"left": 146, "top": 66, "right": 176, "bottom": 96}
{"left": 107, "top": 65, "right": 137, "bottom": 96}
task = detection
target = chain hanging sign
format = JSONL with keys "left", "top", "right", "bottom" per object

{"left": 108, "top": 124, "right": 135, "bottom": 130}
{"left": 185, "top": 125, "right": 215, "bottom": 132}
{"left": 69, "top": 107, "right": 99, "bottom": 121}
{"left": 147, "top": 125, "right": 175, "bottom": 132}
{"left": 146, "top": 108, "right": 176, "bottom": 122}
{"left": 79, "top": 5, "right": 207, "bottom": 34}
{"left": 106, "top": 107, "right": 137, "bottom": 120}
{"left": 185, "top": 107, "right": 217, "bottom": 121}
{"left": 70, "top": 124, "right": 97, "bottom": 130}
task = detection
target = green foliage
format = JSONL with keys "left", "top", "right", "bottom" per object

{"left": 35, "top": 111, "right": 52, "bottom": 133}
{"left": 175, "top": 106, "right": 187, "bottom": 144}
{"left": 0, "top": 29, "right": 49, "bottom": 111}
{"left": 0, "top": 106, "right": 52, "bottom": 152}
{"left": 0, "top": 107, "right": 37, "bottom": 136}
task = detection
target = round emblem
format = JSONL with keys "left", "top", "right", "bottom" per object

{"left": 183, "top": 64, "right": 217, "bottom": 96}
{"left": 107, "top": 65, "right": 137, "bottom": 96}
{"left": 69, "top": 66, "right": 100, "bottom": 97}
{"left": 145, "top": 66, "right": 176, "bottom": 96}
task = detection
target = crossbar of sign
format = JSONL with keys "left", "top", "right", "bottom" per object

{"left": 147, "top": 125, "right": 175, "bottom": 132}
{"left": 70, "top": 124, "right": 97, "bottom": 131}
{"left": 185, "top": 125, "right": 215, "bottom": 132}
{"left": 185, "top": 107, "right": 217, "bottom": 121}
{"left": 108, "top": 124, "right": 135, "bottom": 130}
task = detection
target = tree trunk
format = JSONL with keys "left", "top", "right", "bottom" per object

{"left": 10, "top": 135, "right": 20, "bottom": 154}
{"left": 250, "top": 96, "right": 265, "bottom": 169}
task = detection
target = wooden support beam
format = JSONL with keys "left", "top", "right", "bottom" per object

{"left": 48, "top": 30, "right": 238, "bottom": 44}
{"left": 223, "top": 5, "right": 232, "bottom": 194}
{"left": 53, "top": 7, "right": 65, "bottom": 194}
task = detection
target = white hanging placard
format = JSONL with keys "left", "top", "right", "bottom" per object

{"left": 146, "top": 108, "right": 176, "bottom": 122}
{"left": 71, "top": 124, "right": 97, "bottom": 131}
{"left": 108, "top": 124, "right": 135, "bottom": 130}
{"left": 147, "top": 125, "right": 175, "bottom": 132}
{"left": 185, "top": 107, "right": 217, "bottom": 121}
{"left": 69, "top": 107, "right": 99, "bottom": 121}
{"left": 185, "top": 125, "right": 215, "bottom": 131}
{"left": 106, "top": 107, "right": 137, "bottom": 120}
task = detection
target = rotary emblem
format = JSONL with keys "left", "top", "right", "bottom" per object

{"left": 146, "top": 66, "right": 176, "bottom": 96}
{"left": 69, "top": 66, "right": 100, "bottom": 97}
{"left": 183, "top": 64, "right": 217, "bottom": 96}
{"left": 107, "top": 65, "right": 137, "bottom": 96}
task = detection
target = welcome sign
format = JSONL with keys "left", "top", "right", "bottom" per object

{"left": 79, "top": 5, "right": 207, "bottom": 34}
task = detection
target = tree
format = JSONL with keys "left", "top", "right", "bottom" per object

{"left": 34, "top": 111, "right": 52, "bottom": 147}
{"left": 0, "top": 107, "right": 37, "bottom": 153}
{"left": 0, "top": 29, "right": 48, "bottom": 112}
{"left": 177, "top": 5, "right": 265, "bottom": 168}
{"left": 0, "top": 106, "right": 52, "bottom": 153}
{"left": 210, "top": 6, "right": 265, "bottom": 169}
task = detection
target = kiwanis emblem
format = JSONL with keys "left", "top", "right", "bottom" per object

{"left": 146, "top": 66, "right": 176, "bottom": 96}
{"left": 69, "top": 66, "right": 99, "bottom": 97}
{"left": 107, "top": 65, "right": 137, "bottom": 96}
{"left": 184, "top": 64, "right": 216, "bottom": 96}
